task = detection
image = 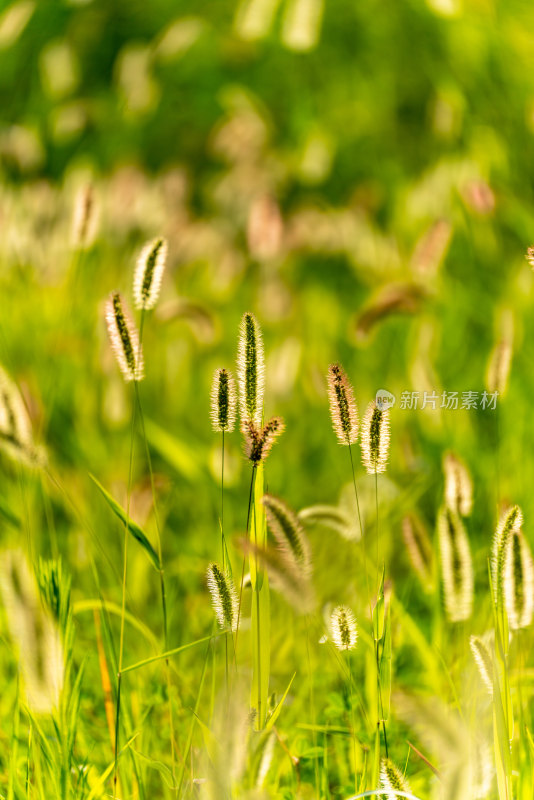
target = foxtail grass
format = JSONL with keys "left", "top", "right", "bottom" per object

{"left": 207, "top": 562, "right": 239, "bottom": 631}
{"left": 437, "top": 505, "right": 473, "bottom": 622}
{"left": 133, "top": 237, "right": 168, "bottom": 311}
{"left": 262, "top": 493, "right": 311, "bottom": 577}
{"left": 379, "top": 758, "right": 412, "bottom": 799}
{"left": 503, "top": 528, "right": 534, "bottom": 630}
{"left": 442, "top": 451, "right": 473, "bottom": 517}
{"left": 492, "top": 504, "right": 522, "bottom": 609}
{"left": 470, "top": 633, "right": 494, "bottom": 696}
{"left": 105, "top": 292, "right": 144, "bottom": 383}
{"left": 237, "top": 311, "right": 265, "bottom": 427}
{"left": 71, "top": 183, "right": 98, "bottom": 250}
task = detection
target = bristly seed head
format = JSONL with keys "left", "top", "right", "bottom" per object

{"left": 133, "top": 237, "right": 168, "bottom": 311}
{"left": 210, "top": 368, "right": 237, "bottom": 433}
{"left": 492, "top": 504, "right": 523, "bottom": 608}
{"left": 402, "top": 513, "right": 433, "bottom": 590}
{"left": 504, "top": 529, "right": 534, "bottom": 630}
{"left": 262, "top": 494, "right": 312, "bottom": 577}
{"left": 71, "top": 183, "right": 98, "bottom": 249}
{"left": 526, "top": 246, "right": 534, "bottom": 268}
{"left": 206, "top": 563, "right": 238, "bottom": 631}
{"left": 469, "top": 634, "right": 494, "bottom": 695}
{"left": 330, "top": 605, "right": 358, "bottom": 651}
{"left": 438, "top": 505, "right": 473, "bottom": 622}
{"left": 360, "top": 401, "right": 390, "bottom": 474}
{"left": 0, "top": 366, "right": 45, "bottom": 467}
{"left": 443, "top": 451, "right": 473, "bottom": 517}
{"left": 105, "top": 292, "right": 144, "bottom": 382}
{"left": 379, "top": 757, "right": 412, "bottom": 798}
{"left": 327, "top": 363, "right": 359, "bottom": 446}
{"left": 243, "top": 417, "right": 285, "bottom": 464}
{"left": 237, "top": 312, "right": 265, "bottom": 427}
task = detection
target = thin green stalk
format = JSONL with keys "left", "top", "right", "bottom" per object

{"left": 348, "top": 653, "right": 358, "bottom": 794}
{"left": 348, "top": 446, "right": 388, "bottom": 764}
{"left": 374, "top": 471, "right": 388, "bottom": 759}
{"left": 113, "top": 382, "right": 138, "bottom": 795}
{"left": 135, "top": 309, "right": 177, "bottom": 786}
{"left": 348, "top": 445, "right": 371, "bottom": 618}
{"left": 26, "top": 721, "right": 32, "bottom": 799}
{"left": 220, "top": 428, "right": 230, "bottom": 695}
{"left": 305, "top": 617, "right": 320, "bottom": 800}
{"left": 235, "top": 464, "right": 257, "bottom": 649}
{"left": 252, "top": 467, "right": 263, "bottom": 727}
{"left": 177, "top": 632, "right": 214, "bottom": 795}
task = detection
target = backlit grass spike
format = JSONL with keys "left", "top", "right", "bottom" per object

{"left": 504, "top": 529, "right": 534, "bottom": 630}
{"left": 443, "top": 451, "right": 473, "bottom": 517}
{"left": 207, "top": 562, "right": 239, "bottom": 631}
{"left": 211, "top": 368, "right": 237, "bottom": 433}
{"left": 438, "top": 505, "right": 473, "bottom": 622}
{"left": 105, "top": 292, "right": 144, "bottom": 382}
{"left": 327, "top": 363, "right": 359, "bottom": 446}
{"left": 237, "top": 312, "right": 265, "bottom": 427}
{"left": 360, "top": 400, "right": 390, "bottom": 474}
{"left": 492, "top": 504, "right": 523, "bottom": 607}
{"left": 469, "top": 634, "right": 494, "bottom": 695}
{"left": 133, "top": 237, "right": 168, "bottom": 311}
{"left": 262, "top": 493, "right": 311, "bottom": 576}
{"left": 330, "top": 605, "right": 357, "bottom": 651}
{"left": 380, "top": 757, "right": 412, "bottom": 799}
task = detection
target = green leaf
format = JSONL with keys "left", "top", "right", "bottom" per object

{"left": 379, "top": 601, "right": 391, "bottom": 723}
{"left": 265, "top": 672, "right": 296, "bottom": 732}
{"left": 90, "top": 474, "right": 160, "bottom": 570}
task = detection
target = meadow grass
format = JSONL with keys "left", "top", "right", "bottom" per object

{"left": 0, "top": 155, "right": 534, "bottom": 800}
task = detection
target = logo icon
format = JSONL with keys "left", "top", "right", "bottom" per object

{"left": 376, "top": 389, "right": 396, "bottom": 411}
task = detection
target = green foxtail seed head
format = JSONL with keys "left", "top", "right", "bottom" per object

{"left": 262, "top": 494, "right": 311, "bottom": 577}
{"left": 526, "top": 246, "right": 534, "bottom": 268}
{"left": 443, "top": 451, "right": 473, "bottom": 517}
{"left": 237, "top": 312, "right": 265, "bottom": 427}
{"left": 330, "top": 605, "right": 357, "bottom": 651}
{"left": 243, "top": 417, "right": 285, "bottom": 464}
{"left": 240, "top": 537, "right": 315, "bottom": 614}
{"left": 379, "top": 758, "right": 412, "bottom": 799}
{"left": 0, "top": 366, "right": 45, "bottom": 467}
{"left": 207, "top": 563, "right": 238, "bottom": 631}
{"left": 360, "top": 400, "right": 390, "bottom": 474}
{"left": 105, "top": 292, "right": 144, "bottom": 382}
{"left": 327, "top": 363, "right": 359, "bottom": 445}
{"left": 492, "top": 504, "right": 523, "bottom": 608}
{"left": 504, "top": 529, "right": 534, "bottom": 630}
{"left": 0, "top": 549, "right": 63, "bottom": 714}
{"left": 469, "top": 634, "right": 494, "bottom": 696}
{"left": 210, "top": 368, "right": 237, "bottom": 433}
{"left": 402, "top": 513, "right": 433, "bottom": 590}
{"left": 133, "top": 237, "right": 168, "bottom": 311}
{"left": 71, "top": 183, "right": 98, "bottom": 249}
{"left": 437, "top": 505, "right": 473, "bottom": 622}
